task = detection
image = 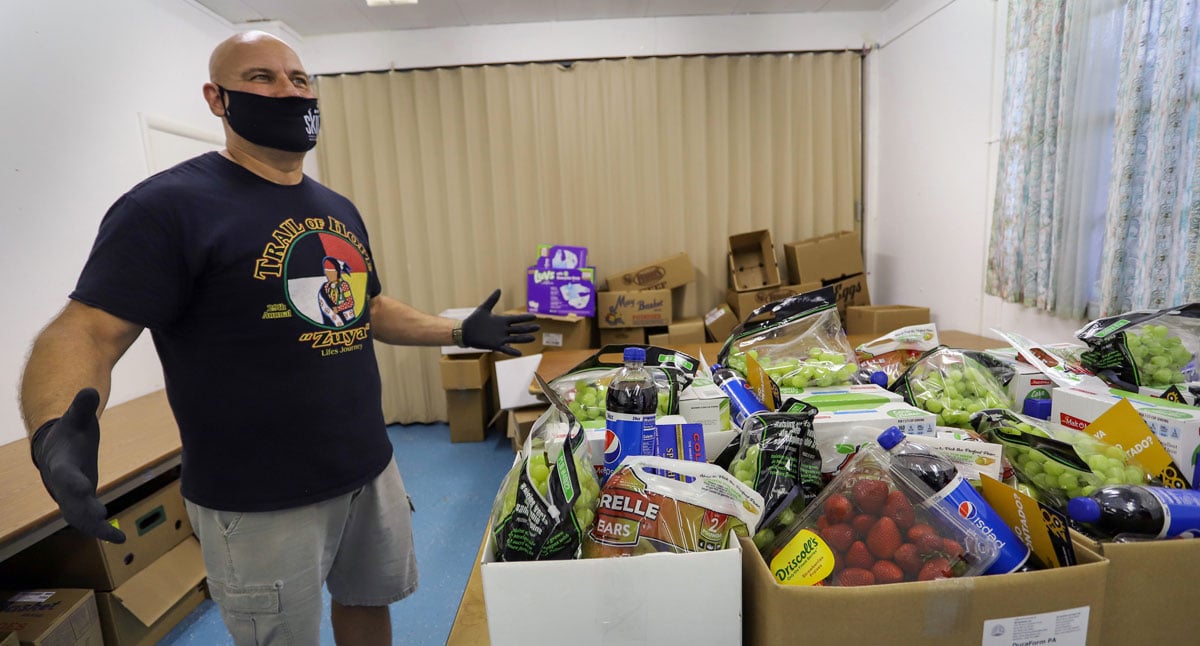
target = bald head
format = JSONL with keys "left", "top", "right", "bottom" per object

{"left": 208, "top": 31, "right": 307, "bottom": 86}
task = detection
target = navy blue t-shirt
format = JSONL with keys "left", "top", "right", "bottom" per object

{"left": 72, "top": 152, "right": 394, "bottom": 512}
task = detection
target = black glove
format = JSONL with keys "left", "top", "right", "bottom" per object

{"left": 30, "top": 388, "right": 127, "bottom": 543}
{"left": 462, "top": 289, "right": 539, "bottom": 357}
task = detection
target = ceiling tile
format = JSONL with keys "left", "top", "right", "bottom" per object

{"left": 643, "top": 0, "right": 740, "bottom": 18}
{"left": 554, "top": 0, "right": 648, "bottom": 21}
{"left": 194, "top": 0, "right": 267, "bottom": 23}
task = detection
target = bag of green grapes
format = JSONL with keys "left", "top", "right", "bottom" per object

{"left": 724, "top": 404, "right": 824, "bottom": 552}
{"left": 889, "top": 347, "right": 1014, "bottom": 428}
{"left": 717, "top": 286, "right": 860, "bottom": 393}
{"left": 1076, "top": 304, "right": 1200, "bottom": 396}
{"left": 546, "top": 345, "right": 699, "bottom": 428}
{"left": 489, "top": 375, "right": 603, "bottom": 561}
{"left": 969, "top": 408, "right": 1155, "bottom": 511}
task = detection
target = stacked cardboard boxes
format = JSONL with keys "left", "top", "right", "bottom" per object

{"left": 0, "top": 480, "right": 207, "bottom": 646}
{"left": 439, "top": 353, "right": 495, "bottom": 443}
{"left": 783, "top": 231, "right": 871, "bottom": 322}
{"left": 596, "top": 252, "right": 693, "bottom": 335}
{"left": 0, "top": 589, "right": 103, "bottom": 646}
{"left": 725, "top": 230, "right": 820, "bottom": 319}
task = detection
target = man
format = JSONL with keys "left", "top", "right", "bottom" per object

{"left": 19, "top": 31, "right": 536, "bottom": 645}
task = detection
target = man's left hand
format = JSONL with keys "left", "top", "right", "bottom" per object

{"left": 462, "top": 289, "right": 538, "bottom": 356}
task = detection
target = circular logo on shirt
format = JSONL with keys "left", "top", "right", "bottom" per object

{"left": 282, "top": 231, "right": 370, "bottom": 329}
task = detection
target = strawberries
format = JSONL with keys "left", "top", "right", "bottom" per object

{"left": 942, "top": 538, "right": 965, "bottom": 561}
{"left": 852, "top": 513, "right": 877, "bottom": 539}
{"left": 883, "top": 490, "right": 917, "bottom": 530}
{"left": 824, "top": 493, "right": 854, "bottom": 523}
{"left": 852, "top": 479, "right": 890, "bottom": 515}
{"left": 837, "top": 568, "right": 876, "bottom": 587}
{"left": 918, "top": 557, "right": 953, "bottom": 582}
{"left": 821, "top": 523, "right": 856, "bottom": 552}
{"left": 871, "top": 560, "right": 905, "bottom": 585}
{"left": 906, "top": 523, "right": 937, "bottom": 543}
{"left": 892, "top": 543, "right": 923, "bottom": 578}
{"left": 845, "top": 541, "right": 876, "bottom": 570}
{"left": 866, "top": 516, "right": 903, "bottom": 560}
{"left": 915, "top": 532, "right": 945, "bottom": 557}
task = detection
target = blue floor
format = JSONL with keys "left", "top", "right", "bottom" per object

{"left": 159, "top": 422, "right": 516, "bottom": 645}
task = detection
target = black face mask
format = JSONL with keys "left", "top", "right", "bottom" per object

{"left": 218, "top": 86, "right": 320, "bottom": 152}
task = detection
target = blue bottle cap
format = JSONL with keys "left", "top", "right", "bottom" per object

{"left": 1067, "top": 496, "right": 1101, "bottom": 523}
{"left": 870, "top": 371, "right": 889, "bottom": 387}
{"left": 1022, "top": 397, "right": 1053, "bottom": 420}
{"left": 624, "top": 347, "right": 646, "bottom": 363}
{"left": 876, "top": 426, "right": 905, "bottom": 450}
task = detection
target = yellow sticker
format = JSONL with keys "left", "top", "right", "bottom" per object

{"left": 109, "top": 519, "right": 120, "bottom": 530}
{"left": 980, "top": 474, "right": 1074, "bottom": 568}
{"left": 745, "top": 354, "right": 778, "bottom": 411}
{"left": 767, "top": 529, "right": 835, "bottom": 586}
{"left": 1083, "top": 399, "right": 1188, "bottom": 488}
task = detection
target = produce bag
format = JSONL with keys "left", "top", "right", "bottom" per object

{"left": 718, "top": 287, "right": 859, "bottom": 392}
{"left": 581, "top": 455, "right": 764, "bottom": 558}
{"left": 1076, "top": 304, "right": 1200, "bottom": 392}
{"left": 546, "top": 345, "right": 698, "bottom": 428}
{"left": 890, "top": 347, "right": 1014, "bottom": 428}
{"left": 724, "top": 405, "right": 824, "bottom": 551}
{"left": 970, "top": 408, "right": 1154, "bottom": 510}
{"left": 854, "top": 323, "right": 941, "bottom": 387}
{"left": 489, "top": 375, "right": 602, "bottom": 561}
{"left": 762, "top": 442, "right": 999, "bottom": 586}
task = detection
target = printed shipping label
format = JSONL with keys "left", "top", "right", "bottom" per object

{"left": 981, "top": 605, "right": 1089, "bottom": 646}
{"left": 7, "top": 591, "right": 55, "bottom": 603}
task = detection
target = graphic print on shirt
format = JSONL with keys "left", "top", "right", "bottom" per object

{"left": 284, "top": 230, "right": 369, "bottom": 328}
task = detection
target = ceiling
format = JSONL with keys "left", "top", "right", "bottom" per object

{"left": 196, "top": 0, "right": 897, "bottom": 37}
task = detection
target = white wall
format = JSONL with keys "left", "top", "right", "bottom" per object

{"left": 0, "top": 1, "right": 237, "bottom": 445}
{"left": 867, "top": 0, "right": 1085, "bottom": 346}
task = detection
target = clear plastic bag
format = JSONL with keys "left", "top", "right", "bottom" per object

{"left": 546, "top": 345, "right": 698, "bottom": 428}
{"left": 854, "top": 323, "right": 941, "bottom": 387}
{"left": 890, "top": 347, "right": 1014, "bottom": 428}
{"left": 717, "top": 287, "right": 859, "bottom": 393}
{"left": 1077, "top": 304, "right": 1200, "bottom": 393}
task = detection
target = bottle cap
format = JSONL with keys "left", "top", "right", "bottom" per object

{"left": 1022, "top": 397, "right": 1053, "bottom": 420}
{"left": 624, "top": 347, "right": 646, "bottom": 363}
{"left": 870, "top": 371, "right": 889, "bottom": 388}
{"left": 876, "top": 426, "right": 905, "bottom": 450}
{"left": 1067, "top": 496, "right": 1101, "bottom": 523}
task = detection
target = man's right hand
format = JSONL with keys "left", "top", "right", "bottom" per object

{"left": 30, "top": 388, "right": 127, "bottom": 543}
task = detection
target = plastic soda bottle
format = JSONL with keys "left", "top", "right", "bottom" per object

{"left": 712, "top": 366, "right": 768, "bottom": 429}
{"left": 602, "top": 347, "right": 658, "bottom": 483}
{"left": 877, "top": 426, "right": 1032, "bottom": 574}
{"left": 1067, "top": 485, "right": 1200, "bottom": 539}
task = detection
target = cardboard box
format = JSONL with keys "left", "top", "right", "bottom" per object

{"left": 728, "top": 230, "right": 782, "bottom": 292}
{"left": 845, "top": 305, "right": 931, "bottom": 336}
{"left": 726, "top": 283, "right": 821, "bottom": 319}
{"left": 596, "top": 290, "right": 672, "bottom": 329}
{"left": 506, "top": 406, "right": 547, "bottom": 452}
{"left": 646, "top": 331, "right": 670, "bottom": 347}
{"left": 1050, "top": 385, "right": 1200, "bottom": 481}
{"left": 783, "top": 230, "right": 863, "bottom": 285}
{"left": 667, "top": 318, "right": 706, "bottom": 346}
{"left": 678, "top": 377, "right": 731, "bottom": 434}
{"left": 1072, "top": 530, "right": 1200, "bottom": 645}
{"left": 526, "top": 267, "right": 596, "bottom": 317}
{"left": 704, "top": 304, "right": 738, "bottom": 343}
{"left": 501, "top": 312, "right": 594, "bottom": 356}
{"left": 599, "top": 327, "right": 646, "bottom": 346}
{"left": 0, "top": 589, "right": 102, "bottom": 646}
{"left": 95, "top": 537, "right": 207, "bottom": 646}
{"left": 439, "top": 353, "right": 492, "bottom": 390}
{"left": 604, "top": 252, "right": 695, "bottom": 291}
{"left": 0, "top": 481, "right": 193, "bottom": 590}
{"left": 534, "top": 244, "right": 588, "bottom": 270}
{"left": 812, "top": 401, "right": 937, "bottom": 438}
{"left": 481, "top": 534, "right": 742, "bottom": 646}
{"left": 742, "top": 536, "right": 1108, "bottom": 645}
{"left": 827, "top": 274, "right": 871, "bottom": 322}
{"left": 0, "top": 632, "right": 16, "bottom": 646}
{"left": 447, "top": 388, "right": 490, "bottom": 443}
{"left": 438, "top": 308, "right": 490, "bottom": 355}
{"left": 787, "top": 383, "right": 905, "bottom": 406}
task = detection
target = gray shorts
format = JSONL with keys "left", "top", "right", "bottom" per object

{"left": 185, "top": 456, "right": 418, "bottom": 646}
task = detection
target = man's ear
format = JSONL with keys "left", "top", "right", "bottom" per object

{"left": 203, "top": 83, "right": 226, "bottom": 117}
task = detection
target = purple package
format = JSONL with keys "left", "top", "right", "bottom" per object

{"left": 655, "top": 422, "right": 707, "bottom": 480}
{"left": 526, "top": 266, "right": 595, "bottom": 317}
{"left": 535, "top": 244, "right": 588, "bottom": 270}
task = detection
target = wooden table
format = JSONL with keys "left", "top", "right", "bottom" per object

{"left": 448, "top": 329, "right": 1002, "bottom": 645}
{"left": 0, "top": 390, "right": 181, "bottom": 562}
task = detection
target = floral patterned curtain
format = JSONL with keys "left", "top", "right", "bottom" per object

{"left": 1098, "top": 0, "right": 1200, "bottom": 314}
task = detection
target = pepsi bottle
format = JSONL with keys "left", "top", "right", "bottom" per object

{"left": 1067, "top": 485, "right": 1200, "bottom": 539}
{"left": 711, "top": 367, "right": 767, "bottom": 429}
{"left": 602, "top": 347, "right": 658, "bottom": 484}
{"left": 877, "top": 426, "right": 1032, "bottom": 574}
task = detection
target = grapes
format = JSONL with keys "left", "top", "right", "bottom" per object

{"left": 1125, "top": 325, "right": 1193, "bottom": 387}
{"left": 907, "top": 361, "right": 1010, "bottom": 429}
{"left": 558, "top": 377, "right": 672, "bottom": 426}
{"left": 726, "top": 347, "right": 858, "bottom": 390}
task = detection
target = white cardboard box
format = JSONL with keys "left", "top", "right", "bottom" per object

{"left": 787, "top": 383, "right": 905, "bottom": 407}
{"left": 1051, "top": 384, "right": 1200, "bottom": 482}
{"left": 678, "top": 377, "right": 731, "bottom": 434}
{"left": 480, "top": 534, "right": 742, "bottom": 646}
{"left": 542, "top": 424, "right": 737, "bottom": 470}
{"left": 811, "top": 400, "right": 937, "bottom": 438}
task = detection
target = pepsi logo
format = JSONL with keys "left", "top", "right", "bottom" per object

{"left": 604, "top": 430, "right": 622, "bottom": 463}
{"left": 958, "top": 501, "right": 975, "bottom": 519}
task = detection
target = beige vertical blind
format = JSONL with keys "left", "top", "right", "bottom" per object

{"left": 316, "top": 53, "right": 862, "bottom": 424}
